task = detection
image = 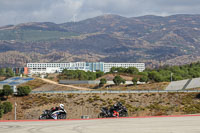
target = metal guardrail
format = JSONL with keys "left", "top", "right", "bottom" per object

{"left": 31, "top": 90, "right": 200, "bottom": 94}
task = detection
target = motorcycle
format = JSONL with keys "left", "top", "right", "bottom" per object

{"left": 98, "top": 107, "right": 111, "bottom": 118}
{"left": 98, "top": 105, "right": 128, "bottom": 118}
{"left": 39, "top": 109, "right": 67, "bottom": 120}
{"left": 118, "top": 106, "right": 128, "bottom": 117}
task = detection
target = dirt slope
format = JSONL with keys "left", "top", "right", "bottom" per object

{"left": 2, "top": 92, "right": 200, "bottom": 120}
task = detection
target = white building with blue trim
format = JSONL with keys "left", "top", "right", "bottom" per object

{"left": 27, "top": 62, "right": 145, "bottom": 74}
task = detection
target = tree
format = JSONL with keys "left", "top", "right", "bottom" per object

{"left": 0, "top": 104, "right": 3, "bottom": 118}
{"left": 2, "top": 85, "right": 13, "bottom": 97}
{"left": 138, "top": 72, "right": 148, "bottom": 76}
{"left": 125, "top": 67, "right": 139, "bottom": 74}
{"left": 116, "top": 67, "right": 126, "bottom": 73}
{"left": 87, "top": 71, "right": 96, "bottom": 80}
{"left": 78, "top": 71, "right": 88, "bottom": 80}
{"left": 6, "top": 68, "right": 14, "bottom": 77}
{"left": 132, "top": 77, "right": 138, "bottom": 86}
{"left": 96, "top": 71, "right": 104, "bottom": 78}
{"left": 113, "top": 75, "right": 125, "bottom": 85}
{"left": 0, "top": 68, "right": 6, "bottom": 76}
{"left": 148, "top": 71, "right": 163, "bottom": 82}
{"left": 17, "top": 86, "right": 31, "bottom": 96}
{"left": 0, "top": 89, "right": 3, "bottom": 96}
{"left": 99, "top": 78, "right": 107, "bottom": 87}
{"left": 139, "top": 76, "right": 148, "bottom": 83}
{"left": 2, "top": 102, "right": 12, "bottom": 114}
{"left": 110, "top": 67, "right": 118, "bottom": 73}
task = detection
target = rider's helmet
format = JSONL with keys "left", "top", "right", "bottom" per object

{"left": 59, "top": 104, "right": 64, "bottom": 109}
{"left": 113, "top": 103, "right": 118, "bottom": 108}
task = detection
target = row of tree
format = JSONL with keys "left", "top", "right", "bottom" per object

{"left": 110, "top": 67, "right": 139, "bottom": 74}
{"left": 0, "top": 68, "right": 14, "bottom": 77}
{"left": 109, "top": 62, "right": 200, "bottom": 83}
{"left": 60, "top": 69, "right": 104, "bottom": 80}
{"left": 0, "top": 85, "right": 32, "bottom": 97}
{"left": 0, "top": 85, "right": 32, "bottom": 118}
{"left": 144, "top": 62, "right": 200, "bottom": 82}
{"left": 99, "top": 75, "right": 148, "bottom": 87}
{"left": 60, "top": 62, "right": 200, "bottom": 83}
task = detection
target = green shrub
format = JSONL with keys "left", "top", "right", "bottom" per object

{"left": 67, "top": 94, "right": 74, "bottom": 98}
{"left": 17, "top": 86, "right": 31, "bottom": 96}
{"left": 87, "top": 97, "right": 94, "bottom": 103}
{"left": 113, "top": 75, "right": 125, "bottom": 85}
{"left": 99, "top": 78, "right": 107, "bottom": 87}
{"left": 0, "top": 108, "right": 3, "bottom": 118}
{"left": 0, "top": 104, "right": 3, "bottom": 118}
{"left": 2, "top": 102, "right": 12, "bottom": 114}
{"left": 0, "top": 89, "right": 3, "bottom": 96}
{"left": 132, "top": 77, "right": 138, "bottom": 85}
{"left": 139, "top": 76, "right": 149, "bottom": 83}
{"left": 110, "top": 67, "right": 139, "bottom": 74}
{"left": 2, "top": 85, "right": 13, "bottom": 97}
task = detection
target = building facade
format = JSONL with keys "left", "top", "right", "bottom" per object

{"left": 27, "top": 62, "right": 145, "bottom": 74}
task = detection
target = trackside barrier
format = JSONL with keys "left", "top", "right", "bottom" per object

{"left": 31, "top": 90, "right": 200, "bottom": 94}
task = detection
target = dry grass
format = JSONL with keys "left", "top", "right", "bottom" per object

{"left": 96, "top": 82, "right": 169, "bottom": 90}
{"left": 46, "top": 73, "right": 59, "bottom": 82}
{"left": 18, "top": 78, "right": 47, "bottom": 90}
{"left": 2, "top": 92, "right": 200, "bottom": 120}
{"left": 96, "top": 73, "right": 134, "bottom": 81}
{"left": 0, "top": 76, "right": 6, "bottom": 81}
{"left": 72, "top": 82, "right": 169, "bottom": 90}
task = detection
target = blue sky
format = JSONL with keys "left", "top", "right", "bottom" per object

{"left": 0, "top": 0, "right": 200, "bottom": 26}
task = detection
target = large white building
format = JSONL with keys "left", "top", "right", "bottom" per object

{"left": 27, "top": 62, "right": 145, "bottom": 74}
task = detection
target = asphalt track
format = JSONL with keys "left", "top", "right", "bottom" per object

{"left": 1, "top": 115, "right": 200, "bottom": 133}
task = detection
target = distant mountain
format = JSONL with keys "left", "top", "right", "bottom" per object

{"left": 1, "top": 14, "right": 200, "bottom": 68}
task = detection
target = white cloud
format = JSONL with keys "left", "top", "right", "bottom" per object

{"left": 0, "top": 0, "right": 200, "bottom": 26}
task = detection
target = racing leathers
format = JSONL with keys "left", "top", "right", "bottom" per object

{"left": 50, "top": 107, "right": 65, "bottom": 119}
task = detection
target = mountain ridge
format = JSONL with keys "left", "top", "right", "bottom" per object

{"left": 1, "top": 14, "right": 200, "bottom": 68}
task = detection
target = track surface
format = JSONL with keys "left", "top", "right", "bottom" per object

{"left": 1, "top": 116, "right": 200, "bottom": 133}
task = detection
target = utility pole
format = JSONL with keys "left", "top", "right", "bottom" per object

{"left": 171, "top": 73, "right": 173, "bottom": 82}
{"left": 15, "top": 102, "right": 17, "bottom": 120}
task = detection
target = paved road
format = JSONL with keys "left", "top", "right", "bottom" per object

{"left": 1, "top": 116, "right": 200, "bottom": 133}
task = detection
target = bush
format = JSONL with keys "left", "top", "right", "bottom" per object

{"left": 96, "top": 71, "right": 104, "bottom": 78}
{"left": 99, "top": 78, "right": 107, "bottom": 87}
{"left": 113, "top": 75, "right": 125, "bottom": 85}
{"left": 2, "top": 102, "right": 12, "bottom": 114}
{"left": 0, "top": 104, "right": 3, "bottom": 118}
{"left": 0, "top": 89, "right": 3, "bottom": 96}
{"left": 125, "top": 67, "right": 139, "bottom": 74}
{"left": 2, "top": 85, "right": 13, "bottom": 97}
{"left": 132, "top": 77, "right": 138, "bottom": 85}
{"left": 110, "top": 67, "right": 139, "bottom": 74}
{"left": 17, "top": 86, "right": 32, "bottom": 96}
{"left": 139, "top": 76, "right": 148, "bottom": 83}
{"left": 148, "top": 71, "right": 163, "bottom": 82}
{"left": 0, "top": 108, "right": 3, "bottom": 118}
{"left": 0, "top": 68, "right": 14, "bottom": 77}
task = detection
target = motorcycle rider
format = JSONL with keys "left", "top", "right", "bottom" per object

{"left": 109, "top": 102, "right": 122, "bottom": 117}
{"left": 51, "top": 104, "right": 65, "bottom": 120}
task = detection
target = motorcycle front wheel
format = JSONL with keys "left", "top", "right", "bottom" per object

{"left": 57, "top": 114, "right": 67, "bottom": 119}
{"left": 39, "top": 114, "right": 47, "bottom": 120}
{"left": 98, "top": 113, "right": 106, "bottom": 118}
{"left": 120, "top": 112, "right": 128, "bottom": 117}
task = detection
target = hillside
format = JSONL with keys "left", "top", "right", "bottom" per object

{"left": 1, "top": 14, "right": 200, "bottom": 67}
{"left": 2, "top": 93, "right": 200, "bottom": 120}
